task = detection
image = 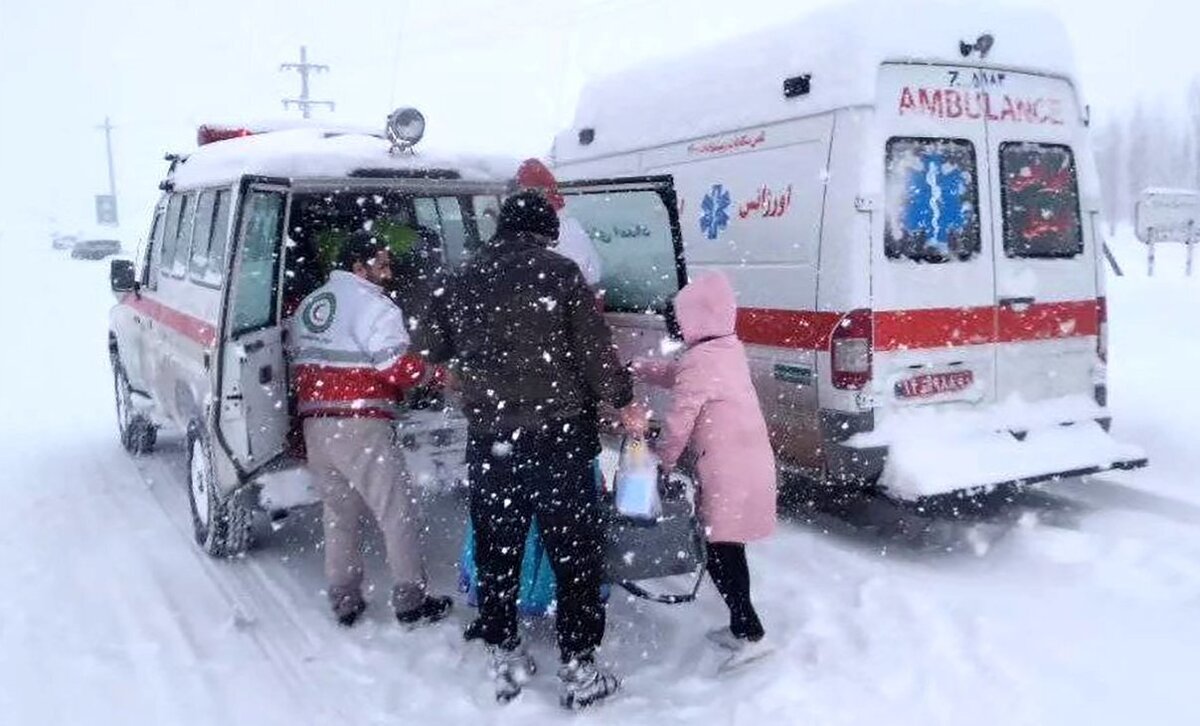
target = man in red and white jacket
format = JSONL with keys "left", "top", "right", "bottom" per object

{"left": 289, "top": 230, "right": 451, "bottom": 628}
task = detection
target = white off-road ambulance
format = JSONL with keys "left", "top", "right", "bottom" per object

{"left": 552, "top": 1, "right": 1146, "bottom": 499}
{"left": 108, "top": 112, "right": 685, "bottom": 555}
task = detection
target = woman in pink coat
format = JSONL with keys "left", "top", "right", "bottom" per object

{"left": 634, "top": 271, "right": 777, "bottom": 665}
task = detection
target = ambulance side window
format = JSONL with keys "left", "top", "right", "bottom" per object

{"left": 187, "top": 189, "right": 232, "bottom": 287}
{"left": 206, "top": 190, "right": 232, "bottom": 284}
{"left": 142, "top": 210, "right": 164, "bottom": 289}
{"left": 158, "top": 194, "right": 184, "bottom": 284}
{"left": 999, "top": 143, "right": 1083, "bottom": 259}
{"left": 188, "top": 191, "right": 218, "bottom": 283}
{"left": 170, "top": 192, "right": 197, "bottom": 277}
{"left": 884, "top": 137, "right": 981, "bottom": 263}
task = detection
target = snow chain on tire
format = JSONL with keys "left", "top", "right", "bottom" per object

{"left": 187, "top": 430, "right": 252, "bottom": 558}
{"left": 113, "top": 363, "right": 157, "bottom": 455}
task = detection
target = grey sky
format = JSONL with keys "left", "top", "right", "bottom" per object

{"left": 1, "top": 0, "right": 1196, "bottom": 236}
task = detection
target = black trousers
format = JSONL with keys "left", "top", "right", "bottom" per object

{"left": 467, "top": 423, "right": 606, "bottom": 662}
{"left": 706, "top": 542, "right": 765, "bottom": 641}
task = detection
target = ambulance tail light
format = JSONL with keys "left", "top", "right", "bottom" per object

{"left": 197, "top": 125, "right": 255, "bottom": 146}
{"left": 831, "top": 308, "right": 873, "bottom": 390}
{"left": 1096, "top": 296, "right": 1108, "bottom": 363}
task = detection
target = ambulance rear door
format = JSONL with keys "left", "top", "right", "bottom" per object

{"left": 873, "top": 63, "right": 1000, "bottom": 414}
{"left": 557, "top": 175, "right": 686, "bottom": 416}
{"left": 215, "top": 176, "right": 292, "bottom": 482}
{"left": 981, "top": 71, "right": 1101, "bottom": 409}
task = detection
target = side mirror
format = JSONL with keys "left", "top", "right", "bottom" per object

{"left": 110, "top": 258, "right": 137, "bottom": 293}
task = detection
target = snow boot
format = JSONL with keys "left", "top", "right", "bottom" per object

{"left": 463, "top": 617, "right": 484, "bottom": 642}
{"left": 488, "top": 640, "right": 537, "bottom": 704}
{"left": 331, "top": 591, "right": 367, "bottom": 628}
{"left": 717, "top": 635, "right": 775, "bottom": 674}
{"left": 395, "top": 595, "right": 453, "bottom": 626}
{"left": 558, "top": 654, "right": 620, "bottom": 710}
{"left": 705, "top": 627, "right": 742, "bottom": 650}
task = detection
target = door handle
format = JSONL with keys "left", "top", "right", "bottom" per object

{"left": 999, "top": 296, "right": 1036, "bottom": 309}
{"left": 259, "top": 365, "right": 273, "bottom": 385}
{"left": 243, "top": 340, "right": 265, "bottom": 354}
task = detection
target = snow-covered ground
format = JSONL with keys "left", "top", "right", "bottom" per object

{"left": 1, "top": 229, "right": 1198, "bottom": 725}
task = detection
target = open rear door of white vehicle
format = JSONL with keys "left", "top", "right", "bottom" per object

{"left": 215, "top": 176, "right": 292, "bottom": 482}
{"left": 557, "top": 175, "right": 687, "bottom": 420}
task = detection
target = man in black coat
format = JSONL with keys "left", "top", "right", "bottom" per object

{"left": 426, "top": 190, "right": 645, "bottom": 709}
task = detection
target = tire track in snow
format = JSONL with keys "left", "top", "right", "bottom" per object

{"left": 132, "top": 443, "right": 342, "bottom": 725}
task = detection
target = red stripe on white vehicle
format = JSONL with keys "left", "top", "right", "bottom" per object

{"left": 122, "top": 294, "right": 217, "bottom": 348}
{"left": 737, "top": 300, "right": 1100, "bottom": 351}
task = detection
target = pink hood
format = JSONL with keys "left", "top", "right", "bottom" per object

{"left": 674, "top": 272, "right": 737, "bottom": 345}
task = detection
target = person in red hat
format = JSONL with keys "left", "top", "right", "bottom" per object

{"left": 516, "top": 158, "right": 603, "bottom": 288}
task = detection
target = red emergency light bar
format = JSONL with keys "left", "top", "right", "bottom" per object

{"left": 197, "top": 125, "right": 256, "bottom": 146}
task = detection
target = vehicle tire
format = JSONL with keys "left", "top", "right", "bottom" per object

{"left": 186, "top": 428, "right": 252, "bottom": 558}
{"left": 113, "top": 363, "right": 157, "bottom": 454}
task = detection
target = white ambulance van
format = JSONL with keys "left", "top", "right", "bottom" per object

{"left": 553, "top": 1, "right": 1146, "bottom": 499}
{"left": 108, "top": 113, "right": 685, "bottom": 555}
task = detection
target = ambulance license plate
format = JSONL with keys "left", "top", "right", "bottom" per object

{"left": 894, "top": 370, "right": 975, "bottom": 400}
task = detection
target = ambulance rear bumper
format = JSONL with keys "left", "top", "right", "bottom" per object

{"left": 820, "top": 409, "right": 886, "bottom": 485}
{"left": 835, "top": 412, "right": 1148, "bottom": 500}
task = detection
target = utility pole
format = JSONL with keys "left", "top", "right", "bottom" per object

{"left": 94, "top": 116, "right": 119, "bottom": 226}
{"left": 280, "top": 45, "right": 334, "bottom": 119}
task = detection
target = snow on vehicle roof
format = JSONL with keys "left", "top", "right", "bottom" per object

{"left": 554, "top": 0, "right": 1080, "bottom": 163}
{"left": 169, "top": 127, "right": 520, "bottom": 191}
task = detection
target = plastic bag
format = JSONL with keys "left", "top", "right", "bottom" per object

{"left": 614, "top": 436, "right": 663, "bottom": 522}
{"left": 459, "top": 518, "right": 556, "bottom": 616}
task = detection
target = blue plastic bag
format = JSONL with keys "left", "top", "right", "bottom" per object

{"left": 458, "top": 460, "right": 609, "bottom": 617}
{"left": 458, "top": 518, "right": 557, "bottom": 616}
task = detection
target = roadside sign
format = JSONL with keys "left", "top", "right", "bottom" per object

{"left": 1135, "top": 188, "right": 1199, "bottom": 276}
{"left": 95, "top": 194, "right": 118, "bottom": 226}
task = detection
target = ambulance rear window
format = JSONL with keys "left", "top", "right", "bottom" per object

{"left": 885, "top": 137, "right": 981, "bottom": 263}
{"left": 1000, "top": 143, "right": 1083, "bottom": 259}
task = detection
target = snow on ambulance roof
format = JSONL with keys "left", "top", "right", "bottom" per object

{"left": 555, "top": 0, "right": 1080, "bottom": 162}
{"left": 169, "top": 127, "right": 519, "bottom": 191}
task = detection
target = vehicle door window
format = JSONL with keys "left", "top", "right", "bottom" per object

{"left": 142, "top": 210, "right": 163, "bottom": 289}
{"left": 170, "top": 193, "right": 197, "bottom": 277}
{"left": 413, "top": 196, "right": 471, "bottom": 266}
{"left": 884, "top": 137, "right": 981, "bottom": 263}
{"left": 435, "top": 197, "right": 469, "bottom": 265}
{"left": 188, "top": 191, "right": 217, "bottom": 282}
{"left": 471, "top": 195, "right": 501, "bottom": 245}
{"left": 413, "top": 197, "right": 439, "bottom": 232}
{"left": 158, "top": 194, "right": 183, "bottom": 283}
{"left": 999, "top": 143, "right": 1083, "bottom": 258}
{"left": 560, "top": 188, "right": 681, "bottom": 313}
{"left": 205, "top": 190, "right": 232, "bottom": 284}
{"left": 230, "top": 190, "right": 286, "bottom": 337}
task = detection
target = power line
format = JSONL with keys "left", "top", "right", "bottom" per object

{"left": 280, "top": 45, "right": 335, "bottom": 119}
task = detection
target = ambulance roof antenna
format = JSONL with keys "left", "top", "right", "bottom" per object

{"left": 280, "top": 45, "right": 335, "bottom": 119}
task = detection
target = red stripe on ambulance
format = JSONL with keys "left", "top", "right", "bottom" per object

{"left": 737, "top": 300, "right": 1100, "bottom": 351}
{"left": 122, "top": 293, "right": 216, "bottom": 348}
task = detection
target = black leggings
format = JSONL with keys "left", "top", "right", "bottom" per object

{"left": 706, "top": 542, "right": 765, "bottom": 641}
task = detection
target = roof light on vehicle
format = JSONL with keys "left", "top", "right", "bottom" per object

{"left": 386, "top": 107, "right": 425, "bottom": 154}
{"left": 196, "top": 125, "right": 256, "bottom": 146}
